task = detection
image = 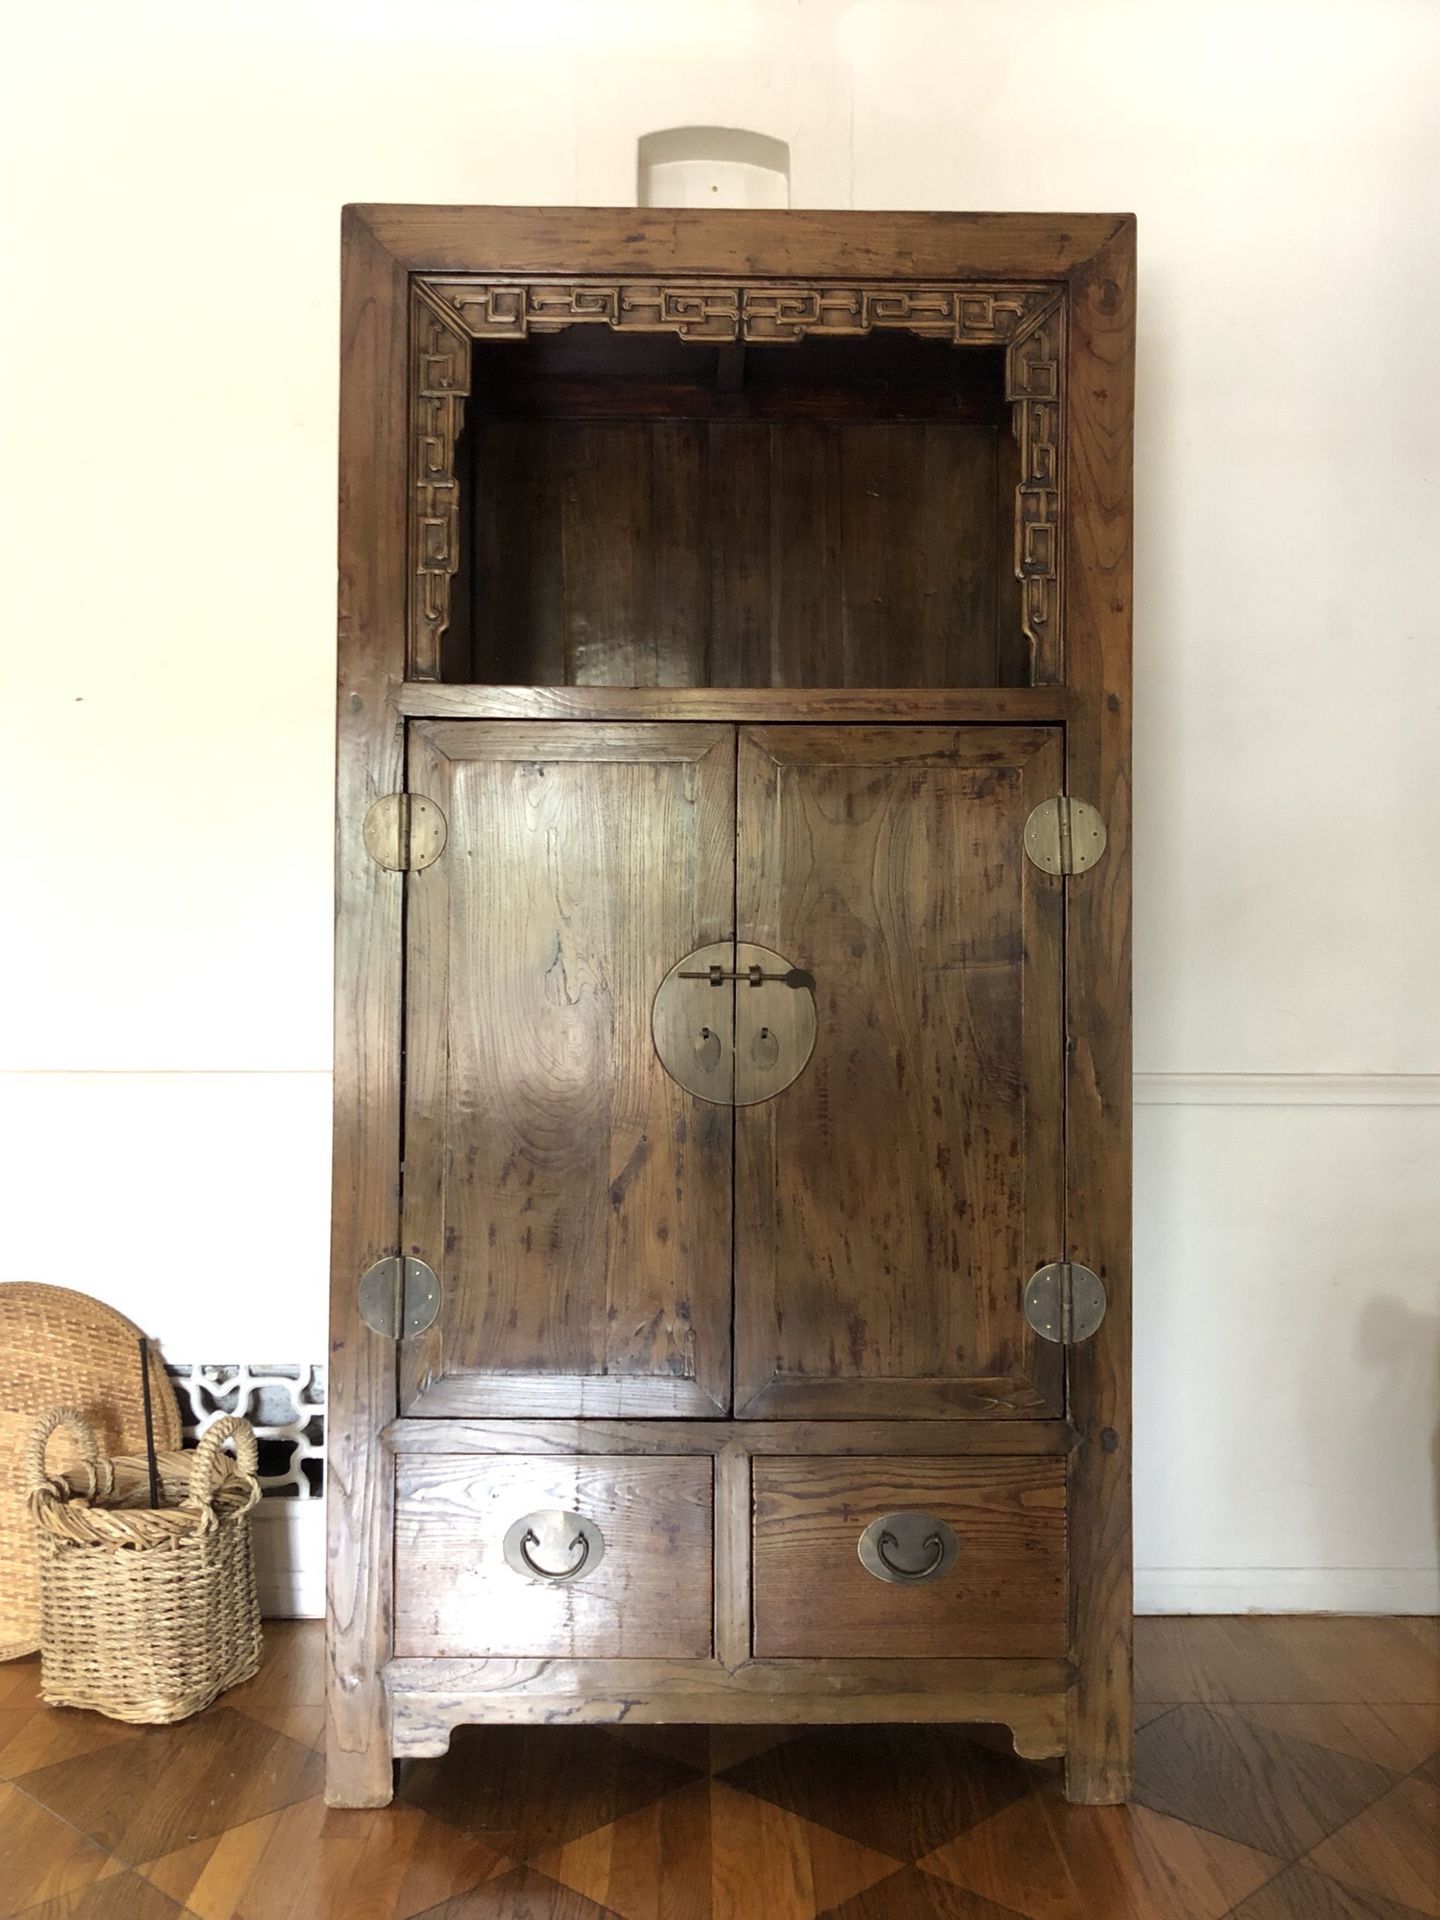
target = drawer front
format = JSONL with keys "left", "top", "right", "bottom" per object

{"left": 752, "top": 1457, "right": 1066, "bottom": 1659}
{"left": 395, "top": 1454, "right": 712, "bottom": 1658}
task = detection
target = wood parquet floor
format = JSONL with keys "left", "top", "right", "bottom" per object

{"left": 0, "top": 1618, "right": 1435, "bottom": 1919}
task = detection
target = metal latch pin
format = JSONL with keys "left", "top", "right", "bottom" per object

{"left": 678, "top": 963, "right": 816, "bottom": 989}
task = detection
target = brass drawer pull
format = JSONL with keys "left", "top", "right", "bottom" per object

{"left": 520, "top": 1527, "right": 588, "bottom": 1580}
{"left": 503, "top": 1510, "right": 605, "bottom": 1584}
{"left": 877, "top": 1528, "right": 944, "bottom": 1581}
{"left": 858, "top": 1512, "right": 959, "bottom": 1585}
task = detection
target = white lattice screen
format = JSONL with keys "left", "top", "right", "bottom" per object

{"left": 166, "top": 1363, "right": 325, "bottom": 1499}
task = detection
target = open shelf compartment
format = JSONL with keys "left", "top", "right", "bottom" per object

{"left": 435, "top": 325, "right": 1048, "bottom": 692}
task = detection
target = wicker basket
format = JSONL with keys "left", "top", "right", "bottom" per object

{"left": 1, "top": 1282, "right": 182, "bottom": 1660}
{"left": 26, "top": 1406, "right": 263, "bottom": 1723}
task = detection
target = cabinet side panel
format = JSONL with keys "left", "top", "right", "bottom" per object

{"left": 328, "top": 210, "right": 409, "bottom": 1807}
{"left": 1062, "top": 223, "right": 1136, "bottom": 1804}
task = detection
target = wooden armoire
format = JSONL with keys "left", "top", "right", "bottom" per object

{"left": 328, "top": 206, "right": 1134, "bottom": 1807}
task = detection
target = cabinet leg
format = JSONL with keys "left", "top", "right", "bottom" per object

{"left": 325, "top": 1740, "right": 395, "bottom": 1808}
{"left": 1063, "top": 1686, "right": 1132, "bottom": 1804}
{"left": 325, "top": 1684, "right": 395, "bottom": 1807}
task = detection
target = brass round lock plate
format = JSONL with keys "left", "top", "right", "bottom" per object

{"left": 858, "top": 1512, "right": 960, "bottom": 1585}
{"left": 652, "top": 942, "right": 735, "bottom": 1103}
{"left": 652, "top": 943, "right": 817, "bottom": 1107}
{"left": 503, "top": 1509, "right": 604, "bottom": 1585}
{"left": 363, "top": 793, "right": 447, "bottom": 872}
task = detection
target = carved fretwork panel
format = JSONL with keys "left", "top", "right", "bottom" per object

{"left": 410, "top": 287, "right": 472, "bottom": 681}
{"left": 1005, "top": 297, "right": 1064, "bottom": 683}
{"left": 407, "top": 276, "right": 1066, "bottom": 682}
{"left": 423, "top": 277, "right": 1053, "bottom": 346}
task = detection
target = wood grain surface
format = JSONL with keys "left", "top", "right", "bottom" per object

{"left": 326, "top": 205, "right": 408, "bottom": 1808}
{"left": 350, "top": 205, "right": 1129, "bottom": 280}
{"left": 397, "top": 683, "right": 1077, "bottom": 722}
{"left": 752, "top": 1457, "right": 1067, "bottom": 1660}
{"left": 734, "top": 725, "right": 1065, "bottom": 1419}
{"left": 394, "top": 1454, "right": 713, "bottom": 1661}
{"left": 1060, "top": 217, "right": 1136, "bottom": 1805}
{"left": 466, "top": 415, "right": 1022, "bottom": 689}
{"left": 386, "top": 1656, "right": 1072, "bottom": 1757}
{"left": 385, "top": 1418, "right": 1078, "bottom": 1456}
{"left": 400, "top": 721, "right": 734, "bottom": 1417}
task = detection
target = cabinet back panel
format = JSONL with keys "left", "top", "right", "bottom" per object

{"left": 467, "top": 419, "right": 1025, "bottom": 689}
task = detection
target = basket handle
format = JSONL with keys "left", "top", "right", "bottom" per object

{"left": 186, "top": 1414, "right": 260, "bottom": 1511}
{"left": 24, "top": 1406, "right": 114, "bottom": 1502}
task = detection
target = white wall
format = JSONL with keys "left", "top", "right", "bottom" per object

{"left": 2, "top": 0, "right": 1437, "bottom": 1614}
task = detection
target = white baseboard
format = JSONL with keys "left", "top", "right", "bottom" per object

{"left": 1136, "top": 1566, "right": 1440, "bottom": 1614}
{"left": 1133, "top": 1072, "right": 1440, "bottom": 1107}
{"left": 253, "top": 1499, "right": 325, "bottom": 1619}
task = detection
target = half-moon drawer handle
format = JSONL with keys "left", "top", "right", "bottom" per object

{"left": 857, "top": 1511, "right": 959, "bottom": 1585}
{"left": 503, "top": 1510, "right": 605, "bottom": 1584}
{"left": 877, "top": 1529, "right": 943, "bottom": 1580}
{"left": 521, "top": 1527, "right": 588, "bottom": 1580}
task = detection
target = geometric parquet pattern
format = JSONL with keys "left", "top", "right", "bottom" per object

{"left": 0, "top": 1617, "right": 1435, "bottom": 1919}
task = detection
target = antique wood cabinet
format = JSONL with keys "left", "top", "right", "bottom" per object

{"left": 329, "top": 206, "right": 1134, "bottom": 1807}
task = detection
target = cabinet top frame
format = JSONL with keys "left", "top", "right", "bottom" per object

{"left": 347, "top": 204, "right": 1131, "bottom": 281}
{"left": 337, "top": 198, "right": 1135, "bottom": 712}
{"left": 355, "top": 205, "right": 1135, "bottom": 690}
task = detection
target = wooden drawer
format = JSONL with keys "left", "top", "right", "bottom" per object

{"left": 752, "top": 1457, "right": 1066, "bottom": 1659}
{"left": 394, "top": 1454, "right": 713, "bottom": 1658}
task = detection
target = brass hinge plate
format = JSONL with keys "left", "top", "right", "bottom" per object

{"left": 363, "top": 793, "right": 447, "bottom": 872}
{"left": 1023, "top": 796, "right": 1107, "bottom": 876}
{"left": 357, "top": 1256, "right": 441, "bottom": 1339}
{"left": 1023, "top": 1261, "right": 1108, "bottom": 1344}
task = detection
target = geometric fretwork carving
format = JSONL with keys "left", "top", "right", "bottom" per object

{"left": 425, "top": 278, "right": 1055, "bottom": 347}
{"left": 409, "top": 275, "right": 1066, "bottom": 681}
{"left": 410, "top": 285, "right": 473, "bottom": 680}
{"left": 1004, "top": 296, "right": 1064, "bottom": 680}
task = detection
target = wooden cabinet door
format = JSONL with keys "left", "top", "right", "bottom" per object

{"left": 734, "top": 725, "right": 1065, "bottom": 1418}
{"left": 399, "top": 721, "right": 735, "bottom": 1416}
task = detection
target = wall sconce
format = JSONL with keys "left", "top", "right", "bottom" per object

{"left": 637, "top": 126, "right": 791, "bottom": 209}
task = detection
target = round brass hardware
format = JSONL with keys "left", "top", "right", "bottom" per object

{"left": 857, "top": 1512, "right": 959, "bottom": 1585}
{"left": 1023, "top": 1262, "right": 1108, "bottom": 1344}
{"left": 652, "top": 942, "right": 817, "bottom": 1106}
{"left": 356, "top": 1256, "right": 440, "bottom": 1339}
{"left": 503, "top": 1510, "right": 605, "bottom": 1584}
{"left": 1023, "top": 796, "right": 1107, "bottom": 876}
{"left": 363, "top": 793, "right": 447, "bottom": 872}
